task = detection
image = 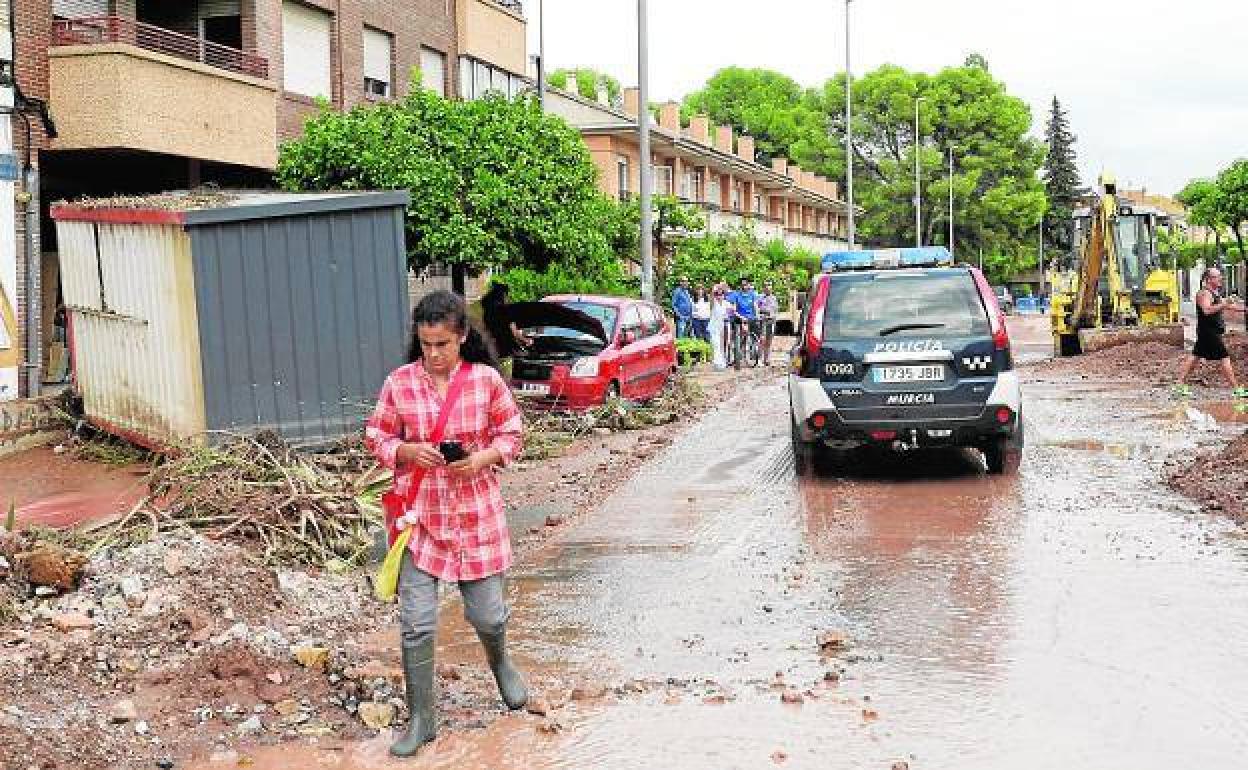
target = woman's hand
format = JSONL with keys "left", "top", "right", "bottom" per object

{"left": 397, "top": 442, "right": 446, "bottom": 469}
{"left": 448, "top": 449, "right": 501, "bottom": 476}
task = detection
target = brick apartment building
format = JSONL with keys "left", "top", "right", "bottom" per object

{"left": 546, "top": 86, "right": 854, "bottom": 257}
{"left": 1, "top": 0, "right": 527, "bottom": 399}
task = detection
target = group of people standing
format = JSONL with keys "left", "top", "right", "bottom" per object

{"left": 672, "top": 277, "right": 780, "bottom": 369}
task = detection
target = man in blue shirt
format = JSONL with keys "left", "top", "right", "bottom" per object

{"left": 726, "top": 279, "right": 760, "bottom": 369}
{"left": 671, "top": 278, "right": 694, "bottom": 339}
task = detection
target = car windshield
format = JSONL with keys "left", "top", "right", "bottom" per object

{"left": 531, "top": 301, "right": 616, "bottom": 341}
{"left": 822, "top": 272, "right": 990, "bottom": 339}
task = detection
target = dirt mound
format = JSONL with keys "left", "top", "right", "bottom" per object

{"left": 1166, "top": 430, "right": 1248, "bottom": 523}
{"left": 1026, "top": 337, "right": 1248, "bottom": 386}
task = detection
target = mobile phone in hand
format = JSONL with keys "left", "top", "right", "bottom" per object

{"left": 438, "top": 440, "right": 467, "bottom": 463}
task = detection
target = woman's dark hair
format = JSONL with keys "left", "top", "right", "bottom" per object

{"left": 407, "top": 290, "right": 500, "bottom": 369}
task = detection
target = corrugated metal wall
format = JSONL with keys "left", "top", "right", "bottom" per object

{"left": 58, "top": 221, "right": 208, "bottom": 444}
{"left": 189, "top": 206, "right": 408, "bottom": 446}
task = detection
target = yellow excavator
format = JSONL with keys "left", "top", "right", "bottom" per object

{"left": 1049, "top": 174, "right": 1183, "bottom": 356}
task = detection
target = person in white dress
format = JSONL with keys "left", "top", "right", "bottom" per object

{"left": 709, "top": 284, "right": 729, "bottom": 370}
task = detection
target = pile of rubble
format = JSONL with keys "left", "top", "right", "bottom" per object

{"left": 1165, "top": 430, "right": 1248, "bottom": 524}
{"left": 1026, "top": 337, "right": 1248, "bottom": 386}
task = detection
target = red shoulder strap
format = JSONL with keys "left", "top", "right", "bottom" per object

{"left": 427, "top": 362, "right": 472, "bottom": 445}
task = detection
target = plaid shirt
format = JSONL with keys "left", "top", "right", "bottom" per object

{"left": 366, "top": 361, "right": 523, "bottom": 582}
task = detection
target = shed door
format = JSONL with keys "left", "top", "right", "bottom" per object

{"left": 281, "top": 1, "right": 332, "bottom": 98}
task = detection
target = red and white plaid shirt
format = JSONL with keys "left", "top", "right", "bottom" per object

{"left": 366, "top": 361, "right": 523, "bottom": 582}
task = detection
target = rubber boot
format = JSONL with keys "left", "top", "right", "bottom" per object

{"left": 390, "top": 635, "right": 436, "bottom": 758}
{"left": 477, "top": 628, "right": 528, "bottom": 710}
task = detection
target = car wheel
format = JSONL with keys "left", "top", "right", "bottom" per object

{"left": 984, "top": 435, "right": 1022, "bottom": 475}
{"left": 791, "top": 412, "right": 816, "bottom": 476}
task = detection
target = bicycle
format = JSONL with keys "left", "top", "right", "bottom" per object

{"left": 727, "top": 318, "right": 763, "bottom": 369}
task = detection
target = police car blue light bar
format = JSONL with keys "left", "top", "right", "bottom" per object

{"left": 822, "top": 246, "right": 952, "bottom": 272}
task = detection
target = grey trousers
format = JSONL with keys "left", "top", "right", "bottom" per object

{"left": 398, "top": 556, "right": 510, "bottom": 648}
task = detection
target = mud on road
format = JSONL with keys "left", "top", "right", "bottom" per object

{"left": 204, "top": 359, "right": 1248, "bottom": 770}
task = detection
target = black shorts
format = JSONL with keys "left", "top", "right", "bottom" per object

{"left": 1193, "top": 333, "right": 1229, "bottom": 361}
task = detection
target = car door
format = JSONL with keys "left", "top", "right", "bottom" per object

{"left": 646, "top": 302, "right": 676, "bottom": 388}
{"left": 635, "top": 304, "right": 663, "bottom": 397}
{"left": 616, "top": 305, "right": 646, "bottom": 399}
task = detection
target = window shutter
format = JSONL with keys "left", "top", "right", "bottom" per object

{"left": 281, "top": 2, "right": 331, "bottom": 98}
{"left": 421, "top": 48, "right": 446, "bottom": 96}
{"left": 362, "top": 27, "right": 392, "bottom": 91}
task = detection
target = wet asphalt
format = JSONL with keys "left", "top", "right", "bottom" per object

{"left": 215, "top": 338, "right": 1248, "bottom": 769}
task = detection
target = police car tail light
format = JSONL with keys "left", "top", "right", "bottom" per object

{"left": 803, "top": 276, "right": 831, "bottom": 359}
{"left": 810, "top": 413, "right": 828, "bottom": 429}
{"left": 995, "top": 407, "right": 1013, "bottom": 425}
{"left": 992, "top": 323, "right": 1010, "bottom": 352}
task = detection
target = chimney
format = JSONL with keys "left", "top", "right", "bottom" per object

{"left": 598, "top": 85, "right": 612, "bottom": 106}
{"left": 830, "top": 181, "right": 840, "bottom": 199}
{"left": 623, "top": 87, "right": 640, "bottom": 116}
{"left": 737, "top": 136, "right": 755, "bottom": 163}
{"left": 716, "top": 125, "right": 734, "bottom": 153}
{"left": 690, "top": 114, "right": 710, "bottom": 143}
{"left": 772, "top": 157, "right": 788, "bottom": 175}
{"left": 659, "top": 102, "right": 681, "bottom": 131}
{"left": 788, "top": 164, "right": 802, "bottom": 181}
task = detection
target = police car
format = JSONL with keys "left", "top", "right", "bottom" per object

{"left": 788, "top": 247, "right": 1023, "bottom": 474}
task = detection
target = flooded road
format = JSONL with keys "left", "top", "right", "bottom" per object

{"left": 217, "top": 367, "right": 1248, "bottom": 769}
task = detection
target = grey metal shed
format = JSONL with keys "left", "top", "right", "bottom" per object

{"left": 52, "top": 190, "right": 411, "bottom": 448}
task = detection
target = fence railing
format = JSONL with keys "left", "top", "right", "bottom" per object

{"left": 52, "top": 16, "right": 269, "bottom": 80}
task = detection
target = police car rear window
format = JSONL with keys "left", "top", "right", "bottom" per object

{"left": 822, "top": 271, "right": 989, "bottom": 339}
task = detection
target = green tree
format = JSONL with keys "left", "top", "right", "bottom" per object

{"left": 681, "top": 67, "right": 834, "bottom": 164}
{"left": 1042, "top": 97, "right": 1082, "bottom": 251}
{"left": 1216, "top": 159, "right": 1248, "bottom": 265}
{"left": 277, "top": 89, "right": 616, "bottom": 278}
{"left": 1178, "top": 178, "right": 1227, "bottom": 262}
{"left": 547, "top": 68, "right": 622, "bottom": 107}
{"left": 611, "top": 195, "right": 706, "bottom": 293}
{"left": 807, "top": 61, "right": 1046, "bottom": 262}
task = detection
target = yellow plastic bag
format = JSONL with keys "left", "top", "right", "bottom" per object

{"left": 373, "top": 528, "right": 412, "bottom": 603}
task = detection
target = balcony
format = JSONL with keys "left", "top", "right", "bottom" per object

{"left": 53, "top": 16, "right": 268, "bottom": 79}
{"left": 48, "top": 16, "right": 278, "bottom": 170}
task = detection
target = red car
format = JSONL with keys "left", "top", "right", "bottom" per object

{"left": 507, "top": 295, "right": 678, "bottom": 409}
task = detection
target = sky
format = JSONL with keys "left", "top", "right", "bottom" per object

{"left": 526, "top": 0, "right": 1247, "bottom": 197}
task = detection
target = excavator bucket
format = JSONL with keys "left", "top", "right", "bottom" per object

{"left": 1076, "top": 323, "right": 1185, "bottom": 354}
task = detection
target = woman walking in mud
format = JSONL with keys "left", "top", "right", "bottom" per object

{"left": 1176, "top": 267, "right": 1248, "bottom": 398}
{"left": 366, "top": 290, "right": 528, "bottom": 758}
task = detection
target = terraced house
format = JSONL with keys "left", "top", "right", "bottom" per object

{"left": 546, "top": 86, "right": 854, "bottom": 256}
{"left": 0, "top": 0, "right": 528, "bottom": 399}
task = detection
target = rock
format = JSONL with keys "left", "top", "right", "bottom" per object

{"left": 274, "top": 699, "right": 301, "bottom": 717}
{"left": 20, "top": 544, "right": 87, "bottom": 590}
{"left": 101, "top": 595, "right": 128, "bottom": 612}
{"left": 702, "top": 694, "right": 727, "bottom": 705}
{"left": 862, "top": 708, "right": 879, "bottom": 721}
{"left": 134, "top": 720, "right": 150, "bottom": 735}
{"left": 156, "top": 759, "right": 174, "bottom": 770}
{"left": 536, "top": 719, "right": 564, "bottom": 735}
{"left": 570, "top": 683, "right": 608, "bottom": 701}
{"left": 592, "top": 428, "right": 613, "bottom": 436}
{"left": 771, "top": 750, "right": 788, "bottom": 764}
{"left": 109, "top": 699, "right": 139, "bottom": 723}
{"left": 119, "top": 576, "right": 144, "bottom": 601}
{"left": 118, "top": 657, "right": 143, "bottom": 674}
{"left": 525, "top": 697, "right": 550, "bottom": 717}
{"left": 207, "top": 750, "right": 239, "bottom": 765}
{"left": 34, "top": 586, "right": 58, "bottom": 598}
{"left": 817, "top": 630, "right": 849, "bottom": 653}
{"left": 0, "top": 555, "right": 8, "bottom": 575}
{"left": 823, "top": 670, "right": 840, "bottom": 683}
{"left": 346, "top": 660, "right": 403, "bottom": 683}
{"left": 891, "top": 763, "right": 910, "bottom": 770}
{"left": 544, "top": 514, "right": 565, "bottom": 527}
{"left": 780, "top": 690, "right": 804, "bottom": 705}
{"left": 237, "top": 716, "right": 264, "bottom": 734}
{"left": 435, "top": 664, "right": 462, "bottom": 681}
{"left": 357, "top": 702, "right": 396, "bottom": 729}
{"left": 265, "top": 671, "right": 284, "bottom": 685}
{"left": 163, "top": 550, "right": 187, "bottom": 577}
{"left": 51, "top": 613, "right": 94, "bottom": 633}
{"left": 292, "top": 646, "right": 329, "bottom": 670}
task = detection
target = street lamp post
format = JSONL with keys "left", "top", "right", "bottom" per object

{"left": 536, "top": 0, "right": 546, "bottom": 109}
{"left": 845, "top": 0, "right": 855, "bottom": 250}
{"left": 637, "top": 0, "right": 654, "bottom": 301}
{"left": 948, "top": 146, "right": 954, "bottom": 256}
{"left": 913, "top": 96, "right": 925, "bottom": 249}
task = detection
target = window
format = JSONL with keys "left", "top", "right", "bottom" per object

{"left": 822, "top": 273, "right": 990, "bottom": 340}
{"left": 753, "top": 193, "right": 764, "bottom": 215}
{"left": 619, "top": 306, "right": 643, "bottom": 339}
{"left": 731, "top": 180, "right": 742, "bottom": 211}
{"left": 421, "top": 47, "right": 446, "bottom": 96}
{"left": 282, "top": 1, "right": 332, "bottom": 98}
{"left": 641, "top": 305, "right": 664, "bottom": 336}
{"left": 707, "top": 176, "right": 721, "bottom": 207}
{"left": 363, "top": 27, "right": 393, "bottom": 98}
{"left": 617, "top": 155, "right": 631, "bottom": 199}
{"left": 653, "top": 165, "right": 673, "bottom": 196}
{"left": 680, "top": 169, "right": 702, "bottom": 202}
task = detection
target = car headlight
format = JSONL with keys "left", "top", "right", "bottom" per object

{"left": 569, "top": 357, "right": 600, "bottom": 378}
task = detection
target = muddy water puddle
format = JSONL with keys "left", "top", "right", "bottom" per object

{"left": 194, "top": 380, "right": 1248, "bottom": 769}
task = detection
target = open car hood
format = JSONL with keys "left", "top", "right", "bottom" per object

{"left": 505, "top": 302, "right": 610, "bottom": 345}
